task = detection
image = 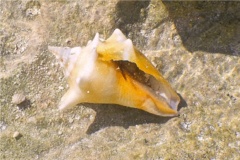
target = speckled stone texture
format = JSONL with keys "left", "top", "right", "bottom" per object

{"left": 0, "top": 1, "right": 239, "bottom": 159}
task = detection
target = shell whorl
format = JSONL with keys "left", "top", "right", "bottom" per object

{"left": 48, "top": 46, "right": 80, "bottom": 77}
{"left": 48, "top": 33, "right": 100, "bottom": 78}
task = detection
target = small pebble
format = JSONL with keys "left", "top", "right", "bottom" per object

{"left": 69, "top": 118, "right": 74, "bottom": 123}
{"left": 12, "top": 93, "right": 26, "bottom": 105}
{"left": 58, "top": 86, "right": 64, "bottom": 90}
{"left": 65, "top": 38, "right": 72, "bottom": 45}
{"left": 58, "top": 131, "right": 63, "bottom": 135}
{"left": 13, "top": 131, "right": 22, "bottom": 140}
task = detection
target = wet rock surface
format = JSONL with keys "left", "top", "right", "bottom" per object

{"left": 0, "top": 1, "right": 239, "bottom": 159}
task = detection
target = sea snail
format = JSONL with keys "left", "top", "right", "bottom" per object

{"left": 48, "top": 29, "right": 180, "bottom": 117}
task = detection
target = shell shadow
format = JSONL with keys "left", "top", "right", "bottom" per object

{"left": 163, "top": 1, "right": 240, "bottom": 56}
{"left": 85, "top": 93, "right": 187, "bottom": 134}
{"left": 115, "top": 0, "right": 150, "bottom": 35}
{"left": 17, "top": 99, "right": 31, "bottom": 110}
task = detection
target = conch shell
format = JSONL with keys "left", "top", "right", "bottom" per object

{"left": 48, "top": 29, "right": 180, "bottom": 116}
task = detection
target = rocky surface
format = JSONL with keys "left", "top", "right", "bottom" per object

{"left": 0, "top": 1, "right": 239, "bottom": 159}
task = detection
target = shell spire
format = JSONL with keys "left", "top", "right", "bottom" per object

{"left": 48, "top": 29, "right": 180, "bottom": 117}
{"left": 107, "top": 28, "right": 127, "bottom": 42}
{"left": 91, "top": 33, "right": 99, "bottom": 48}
